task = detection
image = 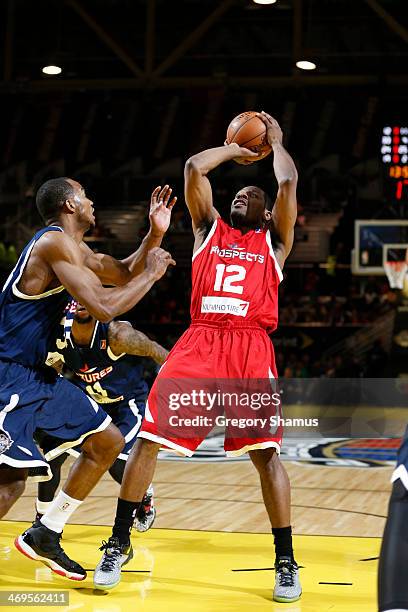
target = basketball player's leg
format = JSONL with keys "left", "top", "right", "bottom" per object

{"left": 247, "top": 448, "right": 300, "bottom": 603}
{"left": 109, "top": 399, "right": 157, "bottom": 533}
{"left": 15, "top": 378, "right": 123, "bottom": 581}
{"left": 227, "top": 329, "right": 301, "bottom": 602}
{"left": 0, "top": 466, "right": 27, "bottom": 518}
{"left": 249, "top": 447, "right": 291, "bottom": 528}
{"left": 59, "top": 423, "right": 124, "bottom": 501}
{"left": 36, "top": 454, "right": 68, "bottom": 516}
{"left": 33, "top": 432, "right": 69, "bottom": 516}
{"left": 93, "top": 437, "right": 162, "bottom": 590}
{"left": 378, "top": 433, "right": 408, "bottom": 612}
{"left": 93, "top": 338, "right": 213, "bottom": 590}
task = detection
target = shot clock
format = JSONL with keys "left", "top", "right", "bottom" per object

{"left": 381, "top": 126, "right": 408, "bottom": 202}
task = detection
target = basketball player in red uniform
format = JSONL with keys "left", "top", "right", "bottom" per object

{"left": 94, "top": 112, "right": 301, "bottom": 602}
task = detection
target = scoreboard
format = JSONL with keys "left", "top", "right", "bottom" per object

{"left": 381, "top": 126, "right": 408, "bottom": 201}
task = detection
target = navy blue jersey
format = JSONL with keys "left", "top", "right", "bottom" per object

{"left": 0, "top": 226, "right": 69, "bottom": 368}
{"left": 49, "top": 316, "right": 148, "bottom": 406}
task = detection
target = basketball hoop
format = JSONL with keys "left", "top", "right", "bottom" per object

{"left": 384, "top": 260, "right": 408, "bottom": 289}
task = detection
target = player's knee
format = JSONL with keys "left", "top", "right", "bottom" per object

{"left": 83, "top": 424, "right": 125, "bottom": 465}
{"left": 131, "top": 437, "right": 161, "bottom": 459}
{"left": 141, "top": 438, "right": 161, "bottom": 454}
{"left": 249, "top": 447, "right": 278, "bottom": 473}
{"left": 98, "top": 425, "right": 125, "bottom": 461}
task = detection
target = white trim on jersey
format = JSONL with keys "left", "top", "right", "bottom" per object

{"left": 265, "top": 230, "right": 284, "bottom": 283}
{"left": 10, "top": 226, "right": 65, "bottom": 300}
{"left": 192, "top": 218, "right": 218, "bottom": 262}
{"left": 65, "top": 398, "right": 142, "bottom": 462}
{"left": 226, "top": 440, "right": 281, "bottom": 457}
{"left": 107, "top": 346, "right": 126, "bottom": 361}
{"left": 1, "top": 226, "right": 62, "bottom": 293}
{"left": 44, "top": 414, "right": 112, "bottom": 461}
{"left": 90, "top": 320, "right": 99, "bottom": 349}
{"left": 0, "top": 455, "right": 52, "bottom": 482}
{"left": 391, "top": 464, "right": 408, "bottom": 490}
{"left": 124, "top": 398, "right": 143, "bottom": 442}
{"left": 138, "top": 430, "right": 195, "bottom": 456}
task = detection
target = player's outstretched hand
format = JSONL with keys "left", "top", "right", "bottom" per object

{"left": 149, "top": 185, "right": 177, "bottom": 236}
{"left": 146, "top": 247, "right": 176, "bottom": 281}
{"left": 223, "top": 142, "right": 259, "bottom": 164}
{"left": 257, "top": 111, "right": 283, "bottom": 146}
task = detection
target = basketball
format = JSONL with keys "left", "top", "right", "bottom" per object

{"left": 226, "top": 111, "right": 272, "bottom": 164}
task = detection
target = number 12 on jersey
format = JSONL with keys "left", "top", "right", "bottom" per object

{"left": 213, "top": 264, "right": 246, "bottom": 295}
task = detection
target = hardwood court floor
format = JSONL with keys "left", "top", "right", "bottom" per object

{"left": 1, "top": 459, "right": 392, "bottom": 611}
{"left": 5, "top": 458, "right": 393, "bottom": 537}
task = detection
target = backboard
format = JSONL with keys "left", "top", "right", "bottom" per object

{"left": 353, "top": 220, "right": 408, "bottom": 275}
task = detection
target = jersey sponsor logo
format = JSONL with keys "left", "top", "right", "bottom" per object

{"left": 201, "top": 296, "right": 249, "bottom": 317}
{"left": 210, "top": 245, "right": 265, "bottom": 264}
{"left": 228, "top": 243, "right": 244, "bottom": 250}
{"left": 76, "top": 365, "right": 113, "bottom": 383}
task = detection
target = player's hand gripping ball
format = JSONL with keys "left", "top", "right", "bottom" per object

{"left": 225, "top": 111, "right": 272, "bottom": 165}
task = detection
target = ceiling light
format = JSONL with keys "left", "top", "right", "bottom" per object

{"left": 42, "top": 65, "right": 62, "bottom": 75}
{"left": 253, "top": 0, "right": 277, "bottom": 5}
{"left": 296, "top": 60, "right": 317, "bottom": 71}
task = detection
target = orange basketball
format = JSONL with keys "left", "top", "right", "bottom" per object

{"left": 225, "top": 111, "right": 272, "bottom": 164}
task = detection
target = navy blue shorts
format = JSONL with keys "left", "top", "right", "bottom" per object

{"left": 39, "top": 398, "right": 145, "bottom": 463}
{"left": 392, "top": 425, "right": 408, "bottom": 489}
{"left": 0, "top": 360, "right": 111, "bottom": 480}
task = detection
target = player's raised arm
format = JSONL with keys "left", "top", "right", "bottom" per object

{"left": 108, "top": 322, "right": 169, "bottom": 364}
{"left": 40, "top": 232, "right": 175, "bottom": 323}
{"left": 83, "top": 185, "right": 177, "bottom": 285}
{"left": 259, "top": 112, "right": 298, "bottom": 269}
{"left": 184, "top": 145, "right": 258, "bottom": 236}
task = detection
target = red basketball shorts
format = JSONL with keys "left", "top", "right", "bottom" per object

{"left": 139, "top": 320, "right": 283, "bottom": 457}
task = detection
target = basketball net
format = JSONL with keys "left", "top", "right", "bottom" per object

{"left": 384, "top": 261, "right": 408, "bottom": 289}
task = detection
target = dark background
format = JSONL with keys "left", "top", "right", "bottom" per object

{"left": 1, "top": 0, "right": 407, "bottom": 378}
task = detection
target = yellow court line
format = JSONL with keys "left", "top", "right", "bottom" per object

{"left": 0, "top": 521, "right": 379, "bottom": 612}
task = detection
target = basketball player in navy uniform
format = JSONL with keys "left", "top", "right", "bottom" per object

{"left": 35, "top": 301, "right": 168, "bottom": 532}
{"left": 0, "top": 178, "right": 175, "bottom": 580}
{"left": 378, "top": 433, "right": 408, "bottom": 611}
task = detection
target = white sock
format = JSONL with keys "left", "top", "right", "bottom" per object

{"left": 36, "top": 499, "right": 52, "bottom": 515}
{"left": 40, "top": 491, "right": 82, "bottom": 533}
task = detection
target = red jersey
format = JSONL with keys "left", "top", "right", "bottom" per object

{"left": 190, "top": 218, "right": 283, "bottom": 332}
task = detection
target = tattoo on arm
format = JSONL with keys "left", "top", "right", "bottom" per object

{"left": 109, "top": 322, "right": 169, "bottom": 364}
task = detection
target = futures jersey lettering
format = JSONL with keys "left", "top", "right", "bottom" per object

{"left": 47, "top": 313, "right": 148, "bottom": 407}
{"left": 191, "top": 218, "right": 283, "bottom": 332}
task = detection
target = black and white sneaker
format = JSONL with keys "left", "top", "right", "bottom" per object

{"left": 134, "top": 484, "right": 156, "bottom": 533}
{"left": 14, "top": 520, "right": 86, "bottom": 581}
